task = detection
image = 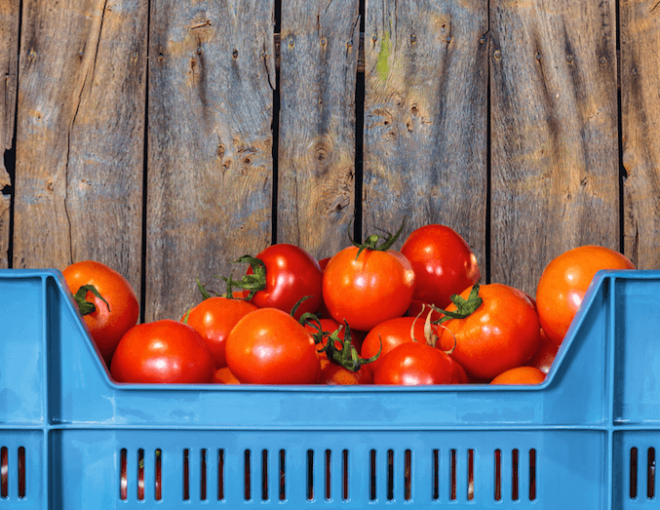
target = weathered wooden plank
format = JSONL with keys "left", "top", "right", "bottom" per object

{"left": 0, "top": 0, "right": 19, "bottom": 268}
{"left": 621, "top": 0, "right": 660, "bottom": 268}
{"left": 147, "top": 0, "right": 275, "bottom": 321}
{"left": 277, "top": 0, "right": 360, "bottom": 259}
{"left": 490, "top": 0, "right": 619, "bottom": 294}
{"left": 13, "top": 0, "right": 148, "bottom": 293}
{"left": 363, "top": 0, "right": 488, "bottom": 268}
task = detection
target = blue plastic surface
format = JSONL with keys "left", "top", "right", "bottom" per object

{"left": 1, "top": 268, "right": 659, "bottom": 509}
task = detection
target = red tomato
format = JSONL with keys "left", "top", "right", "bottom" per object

{"left": 438, "top": 284, "right": 540, "bottom": 381}
{"left": 360, "top": 317, "right": 428, "bottom": 376}
{"left": 63, "top": 260, "right": 139, "bottom": 364}
{"left": 225, "top": 308, "right": 321, "bottom": 384}
{"left": 374, "top": 342, "right": 461, "bottom": 385}
{"left": 184, "top": 297, "right": 257, "bottom": 368}
{"left": 400, "top": 225, "right": 481, "bottom": 309}
{"left": 491, "top": 366, "right": 545, "bottom": 385}
{"left": 239, "top": 244, "right": 323, "bottom": 320}
{"left": 319, "top": 359, "right": 373, "bottom": 385}
{"left": 111, "top": 320, "right": 215, "bottom": 383}
{"left": 213, "top": 367, "right": 241, "bottom": 384}
{"left": 526, "top": 329, "right": 558, "bottom": 374}
{"left": 323, "top": 248, "right": 415, "bottom": 331}
{"left": 536, "top": 245, "right": 634, "bottom": 346}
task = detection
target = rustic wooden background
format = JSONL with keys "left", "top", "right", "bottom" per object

{"left": 0, "top": 0, "right": 658, "bottom": 322}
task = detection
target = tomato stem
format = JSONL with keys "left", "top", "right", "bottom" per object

{"left": 290, "top": 296, "right": 313, "bottom": 317}
{"left": 432, "top": 282, "right": 483, "bottom": 325}
{"left": 220, "top": 255, "right": 267, "bottom": 301}
{"left": 348, "top": 217, "right": 406, "bottom": 259}
{"left": 73, "top": 284, "right": 110, "bottom": 316}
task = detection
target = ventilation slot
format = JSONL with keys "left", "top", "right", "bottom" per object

{"left": 155, "top": 449, "right": 162, "bottom": 501}
{"left": 631, "top": 447, "right": 638, "bottom": 499}
{"left": 467, "top": 448, "right": 474, "bottom": 501}
{"left": 119, "top": 448, "right": 127, "bottom": 500}
{"left": 17, "top": 447, "right": 25, "bottom": 499}
{"left": 218, "top": 449, "right": 225, "bottom": 501}
{"left": 450, "top": 449, "right": 457, "bottom": 500}
{"left": 200, "top": 449, "right": 207, "bottom": 501}
{"left": 529, "top": 448, "right": 536, "bottom": 501}
{"left": 649, "top": 447, "right": 656, "bottom": 499}
{"left": 279, "top": 449, "right": 285, "bottom": 501}
{"left": 512, "top": 448, "right": 519, "bottom": 501}
{"left": 183, "top": 449, "right": 190, "bottom": 501}
{"left": 387, "top": 449, "right": 394, "bottom": 500}
{"left": 494, "top": 449, "right": 501, "bottom": 501}
{"left": 307, "top": 449, "right": 314, "bottom": 500}
{"left": 404, "top": 449, "right": 412, "bottom": 500}
{"left": 137, "top": 448, "right": 144, "bottom": 500}
{"left": 325, "top": 450, "right": 331, "bottom": 500}
{"left": 342, "top": 449, "right": 349, "bottom": 501}
{"left": 370, "top": 450, "right": 376, "bottom": 501}
{"left": 432, "top": 449, "right": 439, "bottom": 500}
{"left": 244, "top": 449, "right": 251, "bottom": 501}
{"left": 261, "top": 449, "right": 268, "bottom": 501}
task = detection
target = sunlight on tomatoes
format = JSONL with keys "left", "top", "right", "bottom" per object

{"left": 374, "top": 342, "right": 463, "bottom": 385}
{"left": 319, "top": 359, "right": 373, "bottom": 385}
{"left": 490, "top": 366, "right": 546, "bottom": 385}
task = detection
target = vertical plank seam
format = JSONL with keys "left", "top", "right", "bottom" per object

{"left": 272, "top": 0, "right": 281, "bottom": 245}
{"left": 486, "top": 0, "right": 492, "bottom": 283}
{"left": 140, "top": 0, "right": 152, "bottom": 324}
{"left": 615, "top": 0, "right": 625, "bottom": 255}
{"left": 354, "top": 0, "right": 365, "bottom": 244}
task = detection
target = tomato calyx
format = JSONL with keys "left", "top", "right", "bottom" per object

{"left": 431, "top": 282, "right": 483, "bottom": 325}
{"left": 220, "top": 255, "right": 267, "bottom": 300}
{"left": 72, "top": 284, "right": 110, "bottom": 316}
{"left": 348, "top": 218, "right": 406, "bottom": 259}
{"left": 290, "top": 295, "right": 313, "bottom": 318}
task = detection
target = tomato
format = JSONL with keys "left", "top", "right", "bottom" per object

{"left": 536, "top": 245, "right": 634, "bottom": 346}
{"left": 63, "top": 260, "right": 139, "bottom": 364}
{"left": 319, "top": 359, "right": 373, "bottom": 385}
{"left": 438, "top": 284, "right": 540, "bottom": 381}
{"left": 232, "top": 244, "right": 323, "bottom": 320}
{"left": 374, "top": 342, "right": 461, "bottom": 385}
{"left": 225, "top": 308, "right": 321, "bottom": 384}
{"left": 303, "top": 317, "right": 364, "bottom": 359}
{"left": 111, "top": 320, "right": 215, "bottom": 383}
{"left": 400, "top": 224, "right": 481, "bottom": 309}
{"left": 490, "top": 366, "right": 545, "bottom": 385}
{"left": 213, "top": 367, "right": 240, "bottom": 384}
{"left": 360, "top": 317, "right": 427, "bottom": 375}
{"left": 184, "top": 297, "right": 257, "bottom": 368}
{"left": 323, "top": 248, "right": 415, "bottom": 331}
{"left": 526, "top": 329, "right": 558, "bottom": 374}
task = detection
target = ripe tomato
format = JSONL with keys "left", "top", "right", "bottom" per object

{"left": 323, "top": 248, "right": 415, "bottom": 332}
{"left": 490, "top": 366, "right": 545, "bottom": 385}
{"left": 536, "top": 245, "right": 634, "bottom": 346}
{"left": 184, "top": 297, "right": 257, "bottom": 368}
{"left": 213, "top": 367, "right": 240, "bottom": 384}
{"left": 111, "top": 320, "right": 215, "bottom": 384}
{"left": 303, "top": 317, "right": 365, "bottom": 359}
{"left": 63, "top": 260, "right": 139, "bottom": 364}
{"left": 232, "top": 244, "right": 323, "bottom": 320}
{"left": 438, "top": 284, "right": 540, "bottom": 381}
{"left": 319, "top": 359, "right": 373, "bottom": 385}
{"left": 400, "top": 224, "right": 480, "bottom": 309}
{"left": 360, "top": 317, "right": 427, "bottom": 376}
{"left": 526, "top": 329, "right": 558, "bottom": 374}
{"left": 225, "top": 308, "right": 321, "bottom": 384}
{"left": 374, "top": 342, "right": 461, "bottom": 385}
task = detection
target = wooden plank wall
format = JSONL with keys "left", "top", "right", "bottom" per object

{"left": 2, "top": 0, "right": 659, "bottom": 321}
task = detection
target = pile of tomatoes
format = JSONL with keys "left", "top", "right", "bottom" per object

{"left": 62, "top": 222, "right": 635, "bottom": 386}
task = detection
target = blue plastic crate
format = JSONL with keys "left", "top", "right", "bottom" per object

{"left": 0, "top": 268, "right": 658, "bottom": 509}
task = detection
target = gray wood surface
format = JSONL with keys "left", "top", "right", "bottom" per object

{"left": 0, "top": 0, "right": 19, "bottom": 268}
{"left": 362, "top": 0, "right": 488, "bottom": 267}
{"left": 621, "top": 0, "right": 660, "bottom": 269}
{"left": 277, "top": 0, "right": 360, "bottom": 259}
{"left": 490, "top": 0, "right": 619, "bottom": 294}
{"left": 146, "top": 0, "right": 275, "bottom": 321}
{"left": 13, "top": 0, "right": 148, "bottom": 295}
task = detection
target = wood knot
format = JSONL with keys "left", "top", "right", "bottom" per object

{"left": 494, "top": 50, "right": 501, "bottom": 60}
{"left": 217, "top": 144, "right": 225, "bottom": 159}
{"left": 243, "top": 157, "right": 252, "bottom": 165}
{"left": 565, "top": 54, "right": 574, "bottom": 64}
{"left": 232, "top": 49, "right": 238, "bottom": 58}
{"left": 315, "top": 147, "right": 328, "bottom": 162}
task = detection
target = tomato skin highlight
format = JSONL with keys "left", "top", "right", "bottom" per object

{"left": 225, "top": 308, "right": 321, "bottom": 384}
{"left": 374, "top": 342, "right": 461, "bottom": 385}
{"left": 536, "top": 245, "right": 634, "bottom": 346}
{"left": 63, "top": 260, "right": 139, "bottom": 364}
{"left": 438, "top": 284, "right": 540, "bottom": 381}
{"left": 110, "top": 320, "right": 215, "bottom": 384}
{"left": 184, "top": 297, "right": 258, "bottom": 368}
{"left": 323, "top": 248, "right": 416, "bottom": 332}
{"left": 246, "top": 244, "right": 323, "bottom": 319}
{"left": 490, "top": 366, "right": 546, "bottom": 385}
{"left": 400, "top": 224, "right": 481, "bottom": 309}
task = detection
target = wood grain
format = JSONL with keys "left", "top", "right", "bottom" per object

{"left": 621, "top": 0, "right": 660, "bottom": 268}
{"left": 490, "top": 0, "right": 619, "bottom": 294}
{"left": 362, "top": 0, "right": 488, "bottom": 268}
{"left": 0, "top": 0, "right": 19, "bottom": 268}
{"left": 277, "top": 0, "right": 360, "bottom": 259}
{"left": 13, "top": 0, "right": 148, "bottom": 294}
{"left": 147, "top": 0, "right": 275, "bottom": 321}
